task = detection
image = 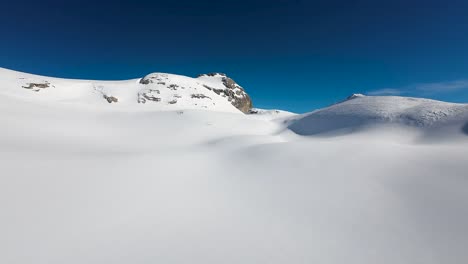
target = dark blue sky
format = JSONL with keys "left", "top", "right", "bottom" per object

{"left": 2, "top": 0, "right": 468, "bottom": 112}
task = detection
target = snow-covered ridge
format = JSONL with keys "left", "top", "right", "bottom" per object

{"left": 288, "top": 94, "right": 468, "bottom": 136}
{"left": 2, "top": 67, "right": 468, "bottom": 137}
{"left": 0, "top": 67, "right": 252, "bottom": 113}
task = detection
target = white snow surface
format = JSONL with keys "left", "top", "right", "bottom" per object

{"left": 289, "top": 94, "right": 468, "bottom": 138}
{"left": 1, "top": 68, "right": 468, "bottom": 264}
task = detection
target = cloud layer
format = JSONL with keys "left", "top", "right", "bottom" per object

{"left": 368, "top": 80, "right": 468, "bottom": 96}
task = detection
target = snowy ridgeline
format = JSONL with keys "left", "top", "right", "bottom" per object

{"left": 1, "top": 67, "right": 468, "bottom": 264}
{"left": 1, "top": 67, "right": 468, "bottom": 137}
{"left": 0, "top": 68, "right": 252, "bottom": 113}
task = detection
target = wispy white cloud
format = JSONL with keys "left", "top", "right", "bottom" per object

{"left": 367, "top": 88, "right": 402, "bottom": 96}
{"left": 367, "top": 79, "right": 468, "bottom": 96}
{"left": 413, "top": 80, "right": 468, "bottom": 94}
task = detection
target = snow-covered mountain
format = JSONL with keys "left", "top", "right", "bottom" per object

{"left": 288, "top": 94, "right": 468, "bottom": 137}
{"left": 0, "top": 67, "right": 252, "bottom": 113}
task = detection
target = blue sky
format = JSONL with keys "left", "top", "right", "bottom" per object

{"left": 2, "top": 0, "right": 468, "bottom": 113}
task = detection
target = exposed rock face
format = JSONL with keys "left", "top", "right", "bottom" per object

{"left": 103, "top": 95, "right": 118, "bottom": 103}
{"left": 139, "top": 78, "right": 151, "bottom": 85}
{"left": 138, "top": 90, "right": 161, "bottom": 104}
{"left": 191, "top": 94, "right": 211, "bottom": 99}
{"left": 197, "top": 73, "right": 253, "bottom": 113}
{"left": 139, "top": 72, "right": 253, "bottom": 113}
{"left": 248, "top": 109, "right": 280, "bottom": 115}
{"left": 22, "top": 82, "right": 52, "bottom": 92}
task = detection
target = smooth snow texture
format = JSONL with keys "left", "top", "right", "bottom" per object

{"left": 1, "top": 69, "right": 468, "bottom": 264}
{"left": 288, "top": 95, "right": 468, "bottom": 137}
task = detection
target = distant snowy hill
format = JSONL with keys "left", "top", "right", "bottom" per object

{"left": 0, "top": 67, "right": 252, "bottom": 113}
{"left": 288, "top": 94, "right": 468, "bottom": 136}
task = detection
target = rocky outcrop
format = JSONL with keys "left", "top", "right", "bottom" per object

{"left": 139, "top": 72, "right": 253, "bottom": 113}
{"left": 22, "top": 82, "right": 52, "bottom": 92}
{"left": 191, "top": 94, "right": 211, "bottom": 99}
{"left": 140, "top": 73, "right": 169, "bottom": 85}
{"left": 138, "top": 90, "right": 161, "bottom": 104}
{"left": 248, "top": 109, "right": 280, "bottom": 115}
{"left": 103, "top": 95, "right": 118, "bottom": 103}
{"left": 198, "top": 73, "right": 253, "bottom": 113}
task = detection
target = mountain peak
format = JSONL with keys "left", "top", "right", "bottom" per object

{"left": 346, "top": 93, "right": 366, "bottom": 100}
{"left": 197, "top": 73, "right": 253, "bottom": 113}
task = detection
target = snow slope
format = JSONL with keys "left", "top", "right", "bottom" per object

{"left": 288, "top": 94, "right": 468, "bottom": 138}
{"left": 1, "top": 69, "right": 468, "bottom": 264}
